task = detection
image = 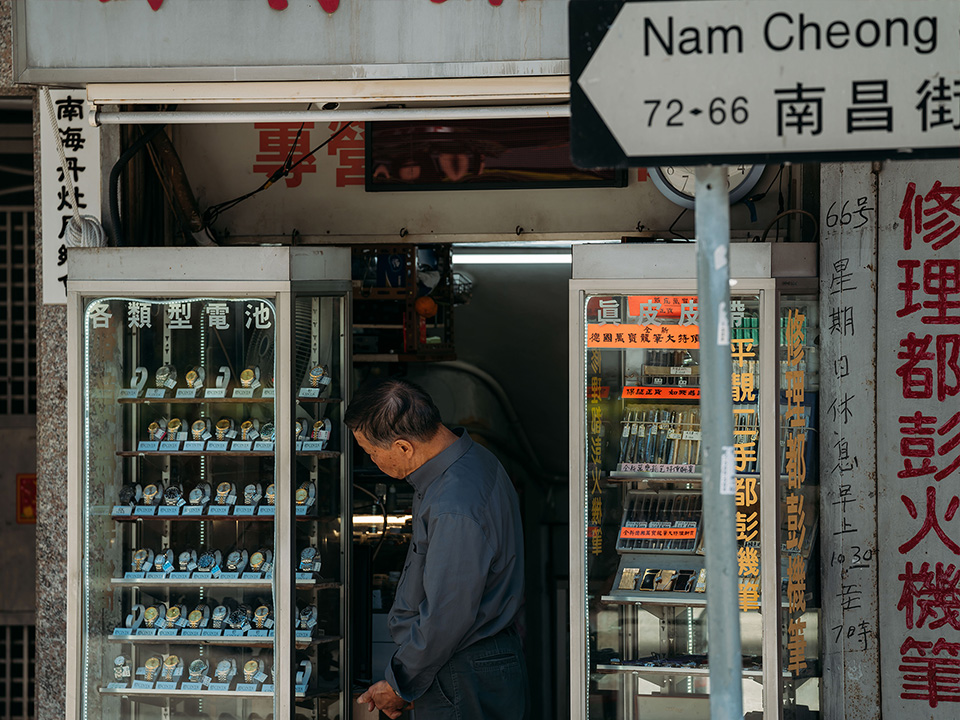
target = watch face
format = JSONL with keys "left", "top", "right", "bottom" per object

{"left": 198, "top": 553, "right": 214, "bottom": 570}
{"left": 166, "top": 606, "right": 180, "bottom": 621}
{"left": 145, "top": 656, "right": 161, "bottom": 671}
{"left": 144, "top": 607, "right": 159, "bottom": 624}
{"left": 649, "top": 164, "right": 765, "bottom": 209}
{"left": 164, "top": 654, "right": 179, "bottom": 668}
{"left": 188, "top": 487, "right": 203, "bottom": 504}
{"left": 167, "top": 418, "right": 182, "bottom": 434}
{"left": 213, "top": 606, "right": 227, "bottom": 619}
{"left": 250, "top": 551, "right": 264, "bottom": 569}
{"left": 226, "top": 551, "right": 241, "bottom": 569}
{"left": 255, "top": 605, "right": 269, "bottom": 618}
{"left": 189, "top": 659, "right": 207, "bottom": 674}
{"left": 295, "top": 488, "right": 308, "bottom": 505}
{"left": 260, "top": 423, "right": 275, "bottom": 442}
{"left": 228, "top": 610, "right": 245, "bottom": 628}
{"left": 118, "top": 485, "right": 136, "bottom": 504}
{"left": 188, "top": 609, "right": 202, "bottom": 626}
{"left": 163, "top": 486, "right": 181, "bottom": 504}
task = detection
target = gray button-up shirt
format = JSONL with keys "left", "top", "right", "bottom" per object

{"left": 384, "top": 429, "right": 524, "bottom": 701}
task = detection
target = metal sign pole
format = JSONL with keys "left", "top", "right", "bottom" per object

{"left": 695, "top": 165, "right": 744, "bottom": 720}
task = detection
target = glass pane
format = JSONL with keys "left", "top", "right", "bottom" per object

{"left": 583, "top": 292, "right": 766, "bottom": 719}
{"left": 81, "top": 297, "right": 277, "bottom": 719}
{"left": 292, "top": 294, "right": 345, "bottom": 715}
{"left": 779, "top": 296, "right": 822, "bottom": 718}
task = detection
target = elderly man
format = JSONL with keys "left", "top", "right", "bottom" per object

{"left": 347, "top": 378, "right": 527, "bottom": 720}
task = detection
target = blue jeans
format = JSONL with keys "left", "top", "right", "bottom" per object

{"left": 411, "top": 627, "right": 528, "bottom": 720}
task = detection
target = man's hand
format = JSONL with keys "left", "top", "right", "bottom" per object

{"left": 357, "top": 680, "right": 409, "bottom": 719}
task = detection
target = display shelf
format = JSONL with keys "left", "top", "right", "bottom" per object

{"left": 98, "top": 687, "right": 303, "bottom": 699}
{"left": 111, "top": 513, "right": 316, "bottom": 522}
{"left": 110, "top": 578, "right": 337, "bottom": 589}
{"left": 595, "top": 664, "right": 769, "bottom": 679}
{"left": 600, "top": 593, "right": 708, "bottom": 607}
{"left": 107, "top": 634, "right": 340, "bottom": 649}
{"left": 119, "top": 397, "right": 275, "bottom": 405}
{"left": 116, "top": 451, "right": 341, "bottom": 458}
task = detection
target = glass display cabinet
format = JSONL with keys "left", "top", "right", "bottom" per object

{"left": 66, "top": 247, "right": 352, "bottom": 720}
{"left": 569, "top": 243, "right": 820, "bottom": 720}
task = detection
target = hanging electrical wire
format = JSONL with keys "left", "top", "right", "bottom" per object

{"left": 201, "top": 122, "right": 351, "bottom": 242}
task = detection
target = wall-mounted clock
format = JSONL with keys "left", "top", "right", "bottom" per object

{"left": 648, "top": 164, "right": 765, "bottom": 209}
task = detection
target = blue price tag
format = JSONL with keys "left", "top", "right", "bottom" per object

{"left": 235, "top": 683, "right": 258, "bottom": 692}
{"left": 207, "top": 682, "right": 231, "bottom": 692}
{"left": 204, "top": 388, "right": 227, "bottom": 399}
{"left": 112, "top": 506, "right": 133, "bottom": 516}
{"left": 201, "top": 629, "right": 222, "bottom": 637}
{"left": 182, "top": 505, "right": 204, "bottom": 516}
{"left": 218, "top": 572, "right": 240, "bottom": 580}
{"left": 253, "top": 441, "right": 274, "bottom": 452}
{"left": 192, "top": 572, "right": 212, "bottom": 581}
{"left": 145, "top": 572, "right": 166, "bottom": 579}
{"left": 258, "top": 506, "right": 275, "bottom": 516}
{"left": 231, "top": 441, "right": 253, "bottom": 452}
{"left": 182, "top": 441, "right": 206, "bottom": 452}
{"left": 248, "top": 629, "right": 269, "bottom": 637}
{"left": 181, "top": 629, "right": 202, "bottom": 637}
{"left": 134, "top": 506, "right": 156, "bottom": 516}
{"left": 124, "top": 572, "right": 145, "bottom": 580}
{"left": 112, "top": 628, "right": 132, "bottom": 637}
{"left": 158, "top": 506, "right": 179, "bottom": 517}
{"left": 233, "top": 506, "right": 254, "bottom": 516}
{"left": 137, "top": 441, "right": 160, "bottom": 452}
{"left": 223, "top": 629, "right": 244, "bottom": 637}
{"left": 180, "top": 682, "right": 203, "bottom": 691}
{"left": 155, "top": 681, "right": 178, "bottom": 691}
{"left": 132, "top": 680, "right": 155, "bottom": 690}
{"left": 296, "top": 630, "right": 312, "bottom": 641}
{"left": 301, "top": 441, "right": 326, "bottom": 452}
{"left": 158, "top": 441, "right": 181, "bottom": 453}
{"left": 261, "top": 388, "right": 276, "bottom": 399}
{"left": 135, "top": 629, "right": 157, "bottom": 637}
{"left": 158, "top": 629, "right": 178, "bottom": 637}
{"left": 169, "top": 572, "right": 190, "bottom": 580}
{"left": 207, "top": 506, "right": 230, "bottom": 516}
{"left": 206, "top": 441, "right": 229, "bottom": 452}
{"left": 106, "top": 682, "right": 128, "bottom": 690}
{"left": 262, "top": 683, "right": 274, "bottom": 693}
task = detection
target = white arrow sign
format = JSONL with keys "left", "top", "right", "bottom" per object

{"left": 577, "top": 0, "right": 960, "bottom": 163}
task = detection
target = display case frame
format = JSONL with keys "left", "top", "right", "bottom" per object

{"left": 568, "top": 243, "right": 819, "bottom": 720}
{"left": 65, "top": 247, "right": 352, "bottom": 720}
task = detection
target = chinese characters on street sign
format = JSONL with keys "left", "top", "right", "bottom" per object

{"left": 570, "top": 0, "right": 960, "bottom": 167}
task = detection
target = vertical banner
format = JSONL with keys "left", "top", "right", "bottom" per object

{"left": 40, "top": 89, "right": 101, "bottom": 305}
{"left": 819, "top": 163, "right": 881, "bottom": 718}
{"left": 878, "top": 159, "right": 960, "bottom": 716}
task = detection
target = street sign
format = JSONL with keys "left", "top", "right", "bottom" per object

{"left": 570, "top": 0, "right": 960, "bottom": 168}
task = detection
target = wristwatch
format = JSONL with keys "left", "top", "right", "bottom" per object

{"left": 295, "top": 487, "right": 308, "bottom": 506}
{"left": 188, "top": 658, "right": 208, "bottom": 683}
{"left": 214, "top": 659, "right": 232, "bottom": 683}
{"left": 132, "top": 548, "right": 151, "bottom": 572}
{"left": 161, "top": 654, "right": 180, "bottom": 681}
{"left": 215, "top": 418, "right": 232, "bottom": 441}
{"left": 163, "top": 485, "right": 182, "bottom": 506}
{"left": 187, "top": 609, "right": 204, "bottom": 628}
{"left": 265, "top": 484, "right": 276, "bottom": 506}
{"left": 143, "top": 606, "right": 160, "bottom": 628}
{"left": 142, "top": 484, "right": 160, "bottom": 506}
{"left": 259, "top": 423, "right": 275, "bottom": 442}
{"left": 295, "top": 420, "right": 304, "bottom": 440}
{"left": 215, "top": 482, "right": 232, "bottom": 505}
{"left": 249, "top": 550, "right": 265, "bottom": 572}
{"left": 146, "top": 421, "right": 164, "bottom": 442}
{"left": 185, "top": 367, "right": 204, "bottom": 388}
{"left": 308, "top": 365, "right": 327, "bottom": 388}
{"left": 240, "top": 420, "right": 254, "bottom": 441}
{"left": 254, "top": 605, "right": 270, "bottom": 628}
{"left": 197, "top": 552, "right": 216, "bottom": 573}
{"left": 113, "top": 655, "right": 128, "bottom": 682}
{"left": 191, "top": 419, "right": 207, "bottom": 441}
{"left": 211, "top": 605, "right": 228, "bottom": 629}
{"left": 240, "top": 367, "right": 256, "bottom": 388}
{"left": 118, "top": 484, "right": 137, "bottom": 506}
{"left": 299, "top": 547, "right": 318, "bottom": 572}
{"left": 165, "top": 606, "right": 181, "bottom": 626}
{"left": 244, "top": 659, "right": 260, "bottom": 683}
{"left": 155, "top": 364, "right": 175, "bottom": 388}
{"left": 166, "top": 417, "right": 182, "bottom": 437}
{"left": 227, "top": 609, "right": 246, "bottom": 630}
{"left": 143, "top": 655, "right": 162, "bottom": 682}
{"left": 311, "top": 420, "right": 326, "bottom": 441}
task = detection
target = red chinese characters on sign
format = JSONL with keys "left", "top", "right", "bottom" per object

{"left": 253, "top": 123, "right": 316, "bottom": 188}
{"left": 896, "top": 178, "right": 960, "bottom": 709}
{"left": 900, "top": 636, "right": 960, "bottom": 708}
{"left": 326, "top": 122, "right": 365, "bottom": 187}
{"left": 899, "top": 181, "right": 960, "bottom": 252}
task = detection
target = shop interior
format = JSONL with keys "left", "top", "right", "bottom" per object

{"left": 64, "top": 112, "right": 813, "bottom": 720}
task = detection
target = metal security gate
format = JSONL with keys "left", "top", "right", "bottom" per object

{"left": 0, "top": 625, "right": 35, "bottom": 720}
{"left": 0, "top": 208, "right": 36, "bottom": 416}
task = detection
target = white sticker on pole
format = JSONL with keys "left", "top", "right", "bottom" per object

{"left": 720, "top": 446, "right": 736, "bottom": 495}
{"left": 713, "top": 245, "right": 728, "bottom": 270}
{"left": 717, "top": 301, "right": 730, "bottom": 346}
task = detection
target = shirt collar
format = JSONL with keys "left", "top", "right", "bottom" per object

{"left": 406, "top": 427, "right": 473, "bottom": 492}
